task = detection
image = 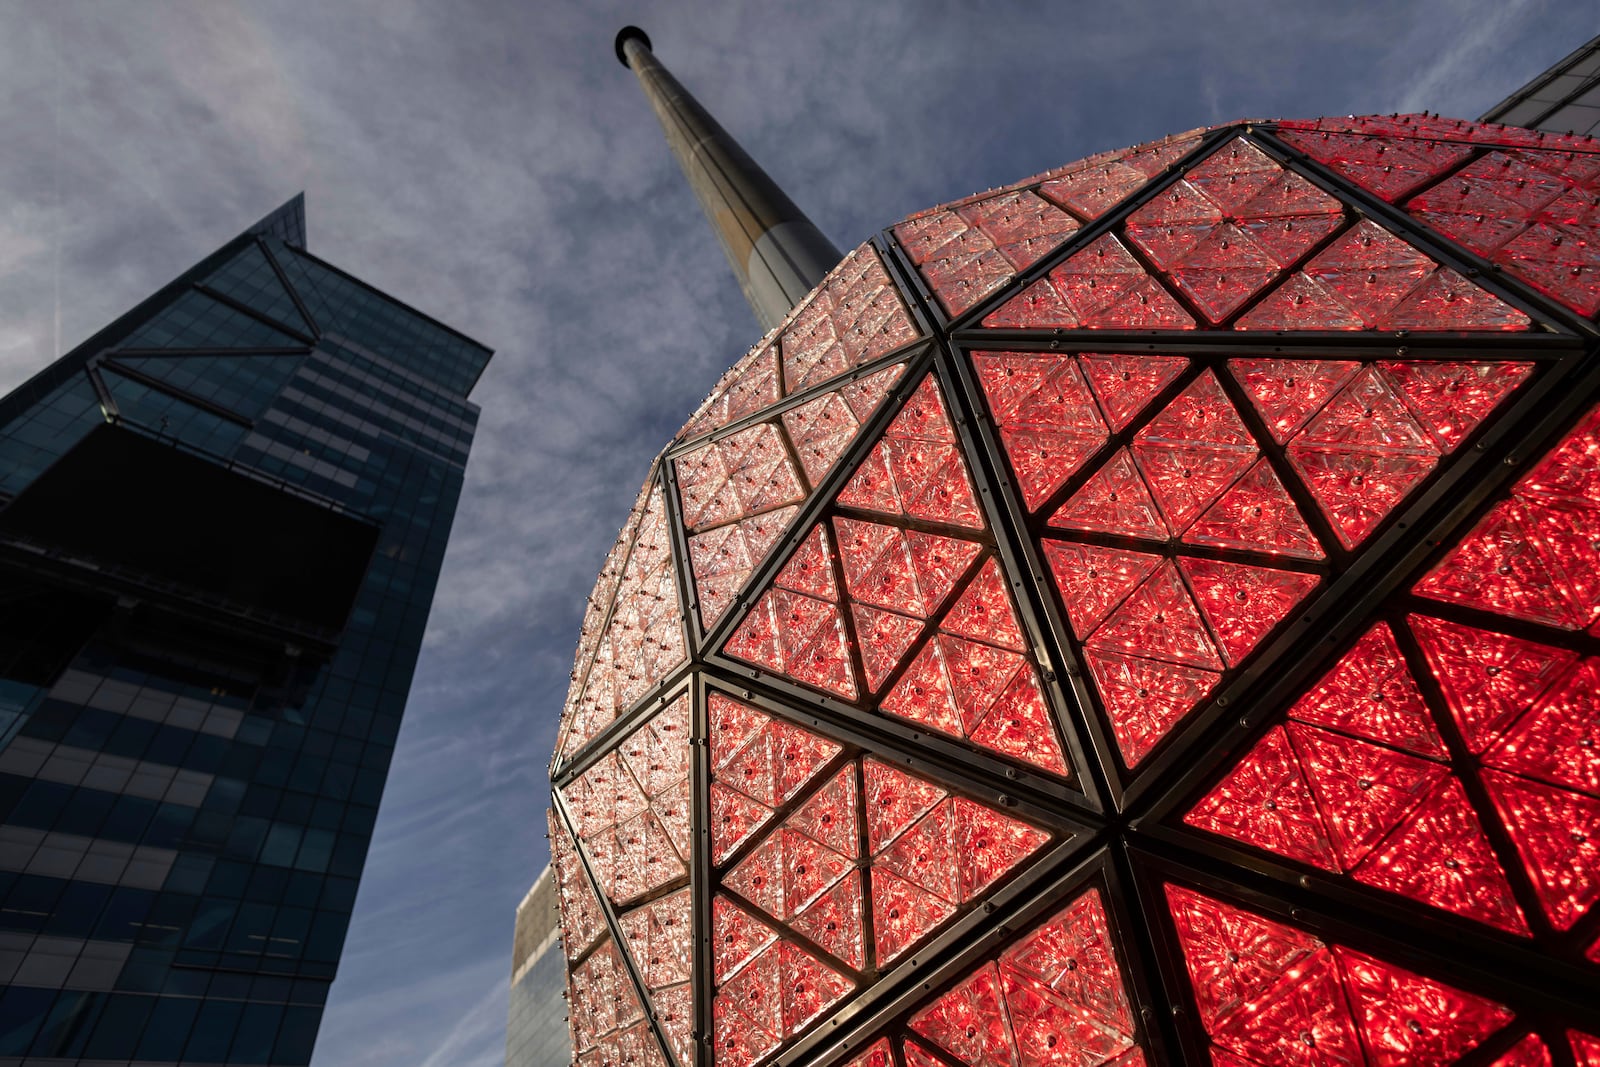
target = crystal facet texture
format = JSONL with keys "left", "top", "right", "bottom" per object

{"left": 553, "top": 114, "right": 1600, "bottom": 1067}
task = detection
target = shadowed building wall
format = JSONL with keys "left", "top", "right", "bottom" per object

{"left": 0, "top": 196, "right": 491, "bottom": 1064}
{"left": 505, "top": 866, "right": 565, "bottom": 1067}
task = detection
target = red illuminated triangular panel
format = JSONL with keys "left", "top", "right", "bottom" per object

{"left": 1482, "top": 770, "right": 1600, "bottom": 933}
{"left": 981, "top": 234, "right": 1196, "bottom": 330}
{"left": 709, "top": 692, "right": 842, "bottom": 864}
{"left": 1037, "top": 130, "right": 1205, "bottom": 220}
{"left": 714, "top": 931, "right": 854, "bottom": 1067}
{"left": 1351, "top": 778, "right": 1530, "bottom": 935}
{"left": 1137, "top": 366, "right": 1254, "bottom": 448}
{"left": 972, "top": 351, "right": 1108, "bottom": 510}
{"left": 1165, "top": 884, "right": 1514, "bottom": 1066}
{"left": 868, "top": 759, "right": 1052, "bottom": 965}
{"left": 1237, "top": 219, "right": 1531, "bottom": 331}
{"left": 1288, "top": 722, "right": 1446, "bottom": 870}
{"left": 1492, "top": 1035, "right": 1555, "bottom": 1067}
{"left": 682, "top": 363, "right": 908, "bottom": 632}
{"left": 1041, "top": 543, "right": 1161, "bottom": 639}
{"left": 726, "top": 525, "right": 858, "bottom": 700}
{"left": 1087, "top": 561, "right": 1225, "bottom": 671}
{"left": 910, "top": 885, "right": 1146, "bottom": 1067}
{"left": 841, "top": 1038, "right": 893, "bottom": 1067}
{"left": 882, "top": 629, "right": 1071, "bottom": 777}
{"left": 838, "top": 373, "right": 984, "bottom": 528}
{"left": 1480, "top": 659, "right": 1600, "bottom": 797}
{"left": 1180, "top": 557, "right": 1318, "bottom": 667}
{"left": 1186, "top": 725, "right": 1339, "bottom": 870}
{"left": 806, "top": 403, "right": 1078, "bottom": 779}
{"left": 677, "top": 422, "right": 805, "bottom": 533}
{"left": 1380, "top": 360, "right": 1534, "bottom": 451}
{"left": 1418, "top": 407, "right": 1600, "bottom": 631}
{"left": 1229, "top": 357, "right": 1360, "bottom": 443}
{"left": 1276, "top": 127, "right": 1474, "bottom": 202}
{"left": 1130, "top": 370, "right": 1257, "bottom": 533}
{"left": 943, "top": 559, "right": 1026, "bottom": 651}
{"left": 1049, "top": 449, "right": 1169, "bottom": 538}
{"left": 1123, "top": 137, "right": 1344, "bottom": 324}
{"left": 1186, "top": 460, "right": 1324, "bottom": 559}
{"left": 1289, "top": 623, "right": 1445, "bottom": 757}
{"left": 1034, "top": 367, "right": 1333, "bottom": 771}
{"left": 1080, "top": 353, "right": 1188, "bottom": 431}
{"left": 1401, "top": 146, "right": 1600, "bottom": 318}
{"left": 1086, "top": 651, "right": 1219, "bottom": 770}
{"left": 1185, "top": 622, "right": 1533, "bottom": 933}
{"left": 1410, "top": 615, "right": 1578, "bottom": 755}
{"left": 1231, "top": 358, "right": 1535, "bottom": 551}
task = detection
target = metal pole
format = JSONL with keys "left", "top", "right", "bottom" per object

{"left": 615, "top": 26, "right": 844, "bottom": 333}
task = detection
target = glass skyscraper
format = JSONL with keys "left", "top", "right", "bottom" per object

{"left": 0, "top": 195, "right": 491, "bottom": 1063}
{"left": 505, "top": 867, "right": 566, "bottom": 1067}
{"left": 1480, "top": 32, "right": 1600, "bottom": 137}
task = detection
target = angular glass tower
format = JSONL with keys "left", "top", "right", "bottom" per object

{"left": 549, "top": 32, "right": 1600, "bottom": 1067}
{"left": 1480, "top": 33, "right": 1600, "bottom": 137}
{"left": 0, "top": 196, "right": 491, "bottom": 1063}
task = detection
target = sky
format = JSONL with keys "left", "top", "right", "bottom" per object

{"left": 0, "top": 0, "right": 1596, "bottom": 1063}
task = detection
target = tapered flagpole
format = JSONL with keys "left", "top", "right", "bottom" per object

{"left": 615, "top": 26, "right": 843, "bottom": 333}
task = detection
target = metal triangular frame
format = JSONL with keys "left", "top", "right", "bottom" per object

{"left": 695, "top": 351, "right": 1102, "bottom": 813}
{"left": 1124, "top": 843, "right": 1600, "bottom": 1063}
{"left": 1131, "top": 351, "right": 1600, "bottom": 1009}
{"left": 555, "top": 116, "right": 1600, "bottom": 1067}
{"left": 692, "top": 672, "right": 1097, "bottom": 1067}
{"left": 551, "top": 738, "right": 692, "bottom": 1067}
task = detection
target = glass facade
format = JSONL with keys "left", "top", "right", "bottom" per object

{"left": 505, "top": 868, "right": 567, "bottom": 1067}
{"left": 0, "top": 195, "right": 490, "bottom": 1064}
{"left": 1481, "top": 34, "right": 1600, "bottom": 138}
{"left": 550, "top": 114, "right": 1600, "bottom": 1067}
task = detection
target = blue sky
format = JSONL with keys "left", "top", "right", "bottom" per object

{"left": 0, "top": 1, "right": 1596, "bottom": 1063}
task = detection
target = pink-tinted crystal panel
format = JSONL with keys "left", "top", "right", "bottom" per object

{"left": 780, "top": 243, "right": 920, "bottom": 395}
{"left": 895, "top": 189, "right": 1081, "bottom": 318}
{"left": 713, "top": 745, "right": 1054, "bottom": 1065}
{"left": 1033, "top": 366, "right": 1325, "bottom": 769}
{"left": 838, "top": 373, "right": 984, "bottom": 529}
{"left": 1391, "top": 141, "right": 1600, "bottom": 318}
{"left": 559, "top": 482, "right": 687, "bottom": 764}
{"left": 983, "top": 233, "right": 1196, "bottom": 330}
{"left": 683, "top": 363, "right": 906, "bottom": 630}
{"left": 619, "top": 888, "right": 696, "bottom": 1067}
{"left": 562, "top": 695, "right": 692, "bottom": 907}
